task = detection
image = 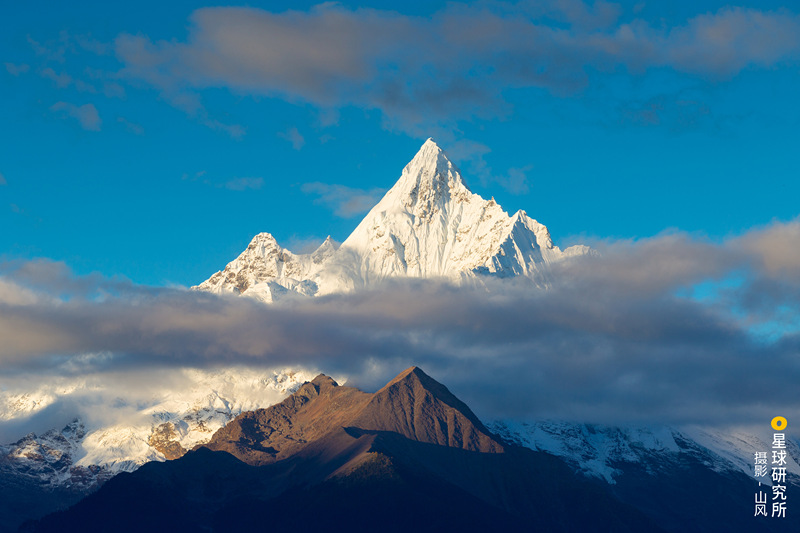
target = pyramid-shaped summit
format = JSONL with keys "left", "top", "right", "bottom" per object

{"left": 203, "top": 365, "right": 503, "bottom": 467}
{"left": 391, "top": 137, "right": 471, "bottom": 199}
{"left": 345, "top": 138, "right": 472, "bottom": 235}
{"left": 195, "top": 139, "right": 591, "bottom": 302}
{"left": 350, "top": 366, "right": 502, "bottom": 452}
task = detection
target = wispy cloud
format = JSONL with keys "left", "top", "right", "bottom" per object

{"left": 203, "top": 118, "right": 245, "bottom": 139}
{"left": 27, "top": 34, "right": 66, "bottom": 63}
{"left": 83, "top": 67, "right": 126, "bottom": 99}
{"left": 224, "top": 177, "right": 263, "bottom": 191}
{"left": 49, "top": 101, "right": 101, "bottom": 131}
{"left": 0, "top": 172, "right": 6, "bottom": 186}
{"left": 40, "top": 67, "right": 97, "bottom": 93}
{"left": 117, "top": 116, "right": 144, "bottom": 135}
{"left": 447, "top": 139, "right": 531, "bottom": 195}
{"left": 40, "top": 67, "right": 72, "bottom": 88}
{"left": 2, "top": 220, "right": 800, "bottom": 432}
{"left": 277, "top": 126, "right": 305, "bottom": 150}
{"left": 113, "top": 32, "right": 245, "bottom": 138}
{"left": 182, "top": 171, "right": 263, "bottom": 191}
{"left": 4, "top": 63, "right": 30, "bottom": 76}
{"left": 301, "top": 182, "right": 385, "bottom": 218}
{"left": 73, "top": 34, "right": 112, "bottom": 56}
{"left": 283, "top": 235, "right": 335, "bottom": 254}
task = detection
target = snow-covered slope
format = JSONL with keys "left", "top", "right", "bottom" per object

{"left": 489, "top": 419, "right": 800, "bottom": 487}
{"left": 194, "top": 139, "right": 591, "bottom": 300}
{"left": 196, "top": 234, "right": 339, "bottom": 303}
{"left": 0, "top": 367, "right": 312, "bottom": 489}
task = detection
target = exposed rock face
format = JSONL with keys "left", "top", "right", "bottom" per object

{"left": 204, "top": 374, "right": 369, "bottom": 465}
{"left": 147, "top": 423, "right": 187, "bottom": 461}
{"left": 349, "top": 367, "right": 502, "bottom": 453}
{"left": 194, "top": 139, "right": 592, "bottom": 302}
{"left": 203, "top": 367, "right": 502, "bottom": 467}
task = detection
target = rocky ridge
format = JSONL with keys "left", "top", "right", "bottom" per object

{"left": 31, "top": 368, "right": 666, "bottom": 533}
{"left": 203, "top": 367, "right": 502, "bottom": 468}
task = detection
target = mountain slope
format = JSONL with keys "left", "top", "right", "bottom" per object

{"left": 0, "top": 368, "right": 310, "bottom": 532}
{"left": 489, "top": 420, "right": 800, "bottom": 485}
{"left": 194, "top": 139, "right": 590, "bottom": 301}
{"left": 201, "top": 367, "right": 502, "bottom": 468}
{"left": 489, "top": 420, "right": 800, "bottom": 533}
{"left": 31, "top": 368, "right": 663, "bottom": 533}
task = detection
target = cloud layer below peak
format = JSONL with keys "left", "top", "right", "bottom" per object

{"left": 1, "top": 219, "right": 800, "bottom": 432}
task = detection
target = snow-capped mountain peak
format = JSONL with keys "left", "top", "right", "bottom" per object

{"left": 387, "top": 137, "right": 471, "bottom": 216}
{"left": 195, "top": 139, "right": 592, "bottom": 301}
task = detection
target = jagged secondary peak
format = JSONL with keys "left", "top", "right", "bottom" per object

{"left": 311, "top": 235, "right": 339, "bottom": 260}
{"left": 317, "top": 235, "right": 337, "bottom": 248}
{"left": 243, "top": 232, "right": 285, "bottom": 259}
{"left": 511, "top": 210, "right": 553, "bottom": 249}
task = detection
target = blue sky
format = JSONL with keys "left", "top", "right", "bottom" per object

{"left": 2, "top": 0, "right": 800, "bottom": 287}
{"left": 3, "top": 1, "right": 800, "bottom": 432}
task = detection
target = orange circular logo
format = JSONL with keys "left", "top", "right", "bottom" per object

{"left": 771, "top": 416, "right": 788, "bottom": 431}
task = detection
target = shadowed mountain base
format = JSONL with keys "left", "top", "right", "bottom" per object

{"left": 27, "top": 367, "right": 792, "bottom": 532}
